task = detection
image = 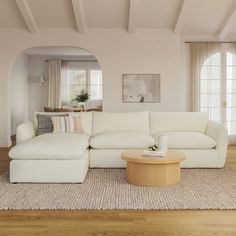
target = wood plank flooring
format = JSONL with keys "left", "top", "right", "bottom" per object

{"left": 0, "top": 145, "right": 235, "bottom": 236}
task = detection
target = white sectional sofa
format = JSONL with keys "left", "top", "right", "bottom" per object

{"left": 9, "top": 111, "right": 228, "bottom": 183}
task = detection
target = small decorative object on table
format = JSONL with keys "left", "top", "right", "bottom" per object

{"left": 72, "top": 89, "right": 89, "bottom": 109}
{"left": 143, "top": 135, "right": 168, "bottom": 157}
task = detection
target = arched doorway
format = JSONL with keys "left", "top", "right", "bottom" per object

{"left": 10, "top": 46, "right": 103, "bottom": 136}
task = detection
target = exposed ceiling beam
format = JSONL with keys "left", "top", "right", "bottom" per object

{"left": 174, "top": 0, "right": 188, "bottom": 34}
{"left": 71, "top": 0, "right": 85, "bottom": 33}
{"left": 128, "top": 0, "right": 137, "bottom": 34}
{"left": 15, "top": 0, "right": 38, "bottom": 33}
{"left": 218, "top": 7, "right": 236, "bottom": 40}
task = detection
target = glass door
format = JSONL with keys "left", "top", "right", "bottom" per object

{"left": 199, "top": 48, "right": 236, "bottom": 142}
{"left": 200, "top": 52, "right": 222, "bottom": 122}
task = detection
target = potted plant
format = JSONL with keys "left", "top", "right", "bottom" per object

{"left": 73, "top": 89, "right": 89, "bottom": 109}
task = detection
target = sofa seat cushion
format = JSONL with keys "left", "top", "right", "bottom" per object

{"left": 153, "top": 132, "right": 217, "bottom": 149}
{"left": 90, "top": 131, "right": 155, "bottom": 149}
{"left": 9, "top": 133, "right": 90, "bottom": 160}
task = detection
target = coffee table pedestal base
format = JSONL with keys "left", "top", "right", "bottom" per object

{"left": 126, "top": 162, "right": 181, "bottom": 187}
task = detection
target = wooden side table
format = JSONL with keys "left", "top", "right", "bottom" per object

{"left": 121, "top": 150, "right": 186, "bottom": 187}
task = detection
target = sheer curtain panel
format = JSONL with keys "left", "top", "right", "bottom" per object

{"left": 48, "top": 60, "right": 62, "bottom": 108}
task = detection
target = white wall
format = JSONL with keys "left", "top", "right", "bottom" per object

{"left": 28, "top": 56, "right": 49, "bottom": 121}
{"left": 10, "top": 53, "right": 28, "bottom": 135}
{"left": 0, "top": 29, "right": 186, "bottom": 147}
{"left": 101, "top": 31, "right": 184, "bottom": 112}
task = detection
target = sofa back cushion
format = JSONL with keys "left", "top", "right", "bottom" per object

{"left": 34, "top": 112, "right": 93, "bottom": 136}
{"left": 93, "top": 111, "right": 150, "bottom": 135}
{"left": 150, "top": 112, "right": 209, "bottom": 134}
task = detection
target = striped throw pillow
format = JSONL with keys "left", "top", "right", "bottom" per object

{"left": 37, "top": 114, "right": 68, "bottom": 135}
{"left": 51, "top": 116, "right": 82, "bottom": 133}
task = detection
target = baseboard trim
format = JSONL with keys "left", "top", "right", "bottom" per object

{"left": 0, "top": 139, "right": 12, "bottom": 148}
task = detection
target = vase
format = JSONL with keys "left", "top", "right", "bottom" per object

{"left": 79, "top": 102, "right": 85, "bottom": 109}
{"left": 158, "top": 135, "right": 168, "bottom": 155}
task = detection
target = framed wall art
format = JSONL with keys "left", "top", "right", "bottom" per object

{"left": 122, "top": 74, "right": 161, "bottom": 103}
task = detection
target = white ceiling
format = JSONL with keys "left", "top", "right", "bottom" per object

{"left": 136, "top": 0, "right": 183, "bottom": 29}
{"left": 1, "top": 0, "right": 236, "bottom": 40}
{"left": 84, "top": 0, "right": 129, "bottom": 28}
{"left": 29, "top": 0, "right": 75, "bottom": 28}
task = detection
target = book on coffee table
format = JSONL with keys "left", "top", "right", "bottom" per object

{"left": 143, "top": 150, "right": 166, "bottom": 157}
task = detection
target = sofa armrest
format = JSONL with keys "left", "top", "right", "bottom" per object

{"left": 16, "top": 122, "right": 36, "bottom": 144}
{"left": 206, "top": 120, "right": 228, "bottom": 167}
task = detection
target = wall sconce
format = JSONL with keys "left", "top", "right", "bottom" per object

{"left": 38, "top": 75, "right": 45, "bottom": 86}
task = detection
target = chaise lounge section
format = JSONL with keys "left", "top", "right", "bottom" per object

{"left": 10, "top": 112, "right": 93, "bottom": 183}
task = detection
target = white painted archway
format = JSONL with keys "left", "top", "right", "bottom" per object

{"left": 9, "top": 45, "right": 102, "bottom": 143}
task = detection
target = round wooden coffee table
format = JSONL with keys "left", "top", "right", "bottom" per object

{"left": 121, "top": 150, "right": 186, "bottom": 187}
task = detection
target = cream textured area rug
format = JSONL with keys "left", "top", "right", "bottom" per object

{"left": 0, "top": 168, "right": 236, "bottom": 210}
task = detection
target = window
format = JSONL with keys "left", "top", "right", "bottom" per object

{"left": 200, "top": 53, "right": 221, "bottom": 122}
{"left": 200, "top": 51, "right": 236, "bottom": 135}
{"left": 61, "top": 69, "right": 102, "bottom": 102}
{"left": 90, "top": 70, "right": 102, "bottom": 100}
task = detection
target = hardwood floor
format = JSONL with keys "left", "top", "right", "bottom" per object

{"left": 0, "top": 146, "right": 236, "bottom": 236}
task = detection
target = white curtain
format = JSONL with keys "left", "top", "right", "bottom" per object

{"left": 60, "top": 61, "right": 69, "bottom": 106}
{"left": 190, "top": 42, "right": 222, "bottom": 111}
{"left": 48, "top": 60, "right": 61, "bottom": 108}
